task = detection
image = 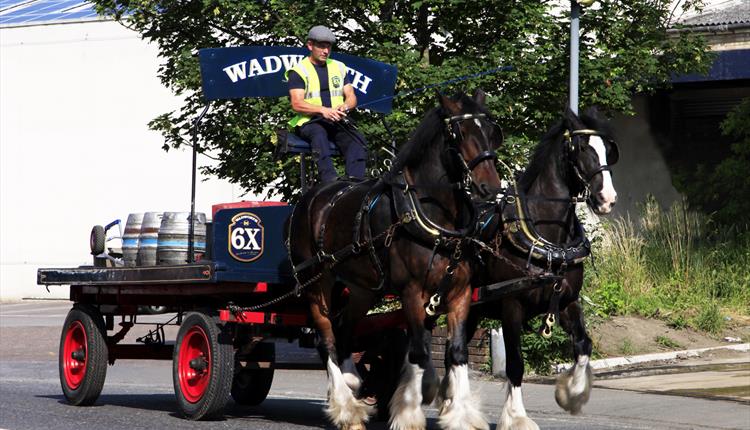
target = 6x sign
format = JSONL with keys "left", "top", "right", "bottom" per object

{"left": 228, "top": 212, "right": 264, "bottom": 262}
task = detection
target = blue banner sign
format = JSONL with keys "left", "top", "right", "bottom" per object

{"left": 198, "top": 46, "right": 398, "bottom": 113}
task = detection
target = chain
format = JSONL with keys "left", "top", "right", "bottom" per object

{"left": 227, "top": 272, "right": 323, "bottom": 314}
{"left": 227, "top": 215, "right": 410, "bottom": 315}
{"left": 469, "top": 236, "right": 549, "bottom": 279}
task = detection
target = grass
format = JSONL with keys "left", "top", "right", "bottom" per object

{"left": 584, "top": 197, "right": 750, "bottom": 332}
{"left": 619, "top": 338, "right": 635, "bottom": 355}
{"left": 655, "top": 335, "right": 682, "bottom": 349}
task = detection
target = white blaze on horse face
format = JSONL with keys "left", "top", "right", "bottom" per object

{"left": 588, "top": 136, "right": 617, "bottom": 212}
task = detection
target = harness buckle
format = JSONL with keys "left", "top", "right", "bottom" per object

{"left": 384, "top": 223, "right": 398, "bottom": 248}
{"left": 425, "top": 293, "right": 441, "bottom": 316}
{"left": 541, "top": 313, "right": 556, "bottom": 338}
{"left": 452, "top": 241, "right": 463, "bottom": 260}
{"left": 553, "top": 280, "right": 563, "bottom": 293}
{"left": 463, "top": 173, "right": 473, "bottom": 191}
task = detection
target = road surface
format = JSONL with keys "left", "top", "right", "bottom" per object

{"left": 1, "top": 300, "right": 748, "bottom": 429}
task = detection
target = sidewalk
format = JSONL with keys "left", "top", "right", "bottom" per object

{"left": 562, "top": 344, "right": 750, "bottom": 403}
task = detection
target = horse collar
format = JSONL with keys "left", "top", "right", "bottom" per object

{"left": 500, "top": 185, "right": 591, "bottom": 268}
{"left": 390, "top": 172, "right": 476, "bottom": 242}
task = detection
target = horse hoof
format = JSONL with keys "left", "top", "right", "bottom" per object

{"left": 554, "top": 364, "right": 592, "bottom": 415}
{"left": 499, "top": 416, "right": 539, "bottom": 430}
{"left": 343, "top": 423, "right": 366, "bottom": 430}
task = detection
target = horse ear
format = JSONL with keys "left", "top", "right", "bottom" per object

{"left": 582, "top": 106, "right": 600, "bottom": 121}
{"left": 472, "top": 88, "right": 486, "bottom": 106}
{"left": 564, "top": 106, "right": 584, "bottom": 129}
{"left": 437, "top": 90, "right": 460, "bottom": 114}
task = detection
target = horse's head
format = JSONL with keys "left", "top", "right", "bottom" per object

{"left": 438, "top": 90, "right": 504, "bottom": 200}
{"left": 562, "top": 107, "right": 619, "bottom": 214}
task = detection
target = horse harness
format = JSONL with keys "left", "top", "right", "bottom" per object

{"left": 473, "top": 126, "right": 618, "bottom": 337}
{"left": 565, "top": 128, "right": 620, "bottom": 201}
{"left": 289, "top": 112, "right": 497, "bottom": 318}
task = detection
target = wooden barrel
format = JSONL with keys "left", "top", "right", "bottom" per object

{"left": 122, "top": 213, "right": 143, "bottom": 267}
{"left": 136, "top": 212, "right": 163, "bottom": 266}
{"left": 157, "top": 212, "right": 206, "bottom": 265}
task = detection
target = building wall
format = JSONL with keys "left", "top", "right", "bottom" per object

{"left": 609, "top": 96, "right": 684, "bottom": 219}
{"left": 0, "top": 21, "right": 246, "bottom": 302}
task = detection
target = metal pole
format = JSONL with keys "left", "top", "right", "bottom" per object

{"left": 188, "top": 103, "right": 210, "bottom": 264}
{"left": 569, "top": 1, "right": 581, "bottom": 115}
{"left": 300, "top": 155, "right": 308, "bottom": 194}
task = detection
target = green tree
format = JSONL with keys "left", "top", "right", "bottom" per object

{"left": 680, "top": 98, "right": 750, "bottom": 225}
{"left": 93, "top": 0, "right": 710, "bottom": 199}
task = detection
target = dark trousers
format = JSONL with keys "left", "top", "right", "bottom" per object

{"left": 298, "top": 121, "right": 367, "bottom": 184}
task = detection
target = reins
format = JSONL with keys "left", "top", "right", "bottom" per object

{"left": 283, "top": 111, "right": 495, "bottom": 308}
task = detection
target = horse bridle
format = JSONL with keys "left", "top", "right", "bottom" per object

{"left": 565, "top": 128, "right": 619, "bottom": 186}
{"left": 444, "top": 113, "right": 500, "bottom": 190}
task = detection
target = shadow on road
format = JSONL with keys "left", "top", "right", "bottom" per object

{"left": 38, "top": 393, "right": 179, "bottom": 414}
{"left": 227, "top": 398, "right": 440, "bottom": 429}
{"left": 37, "top": 394, "right": 442, "bottom": 429}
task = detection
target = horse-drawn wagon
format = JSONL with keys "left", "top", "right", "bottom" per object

{"left": 39, "top": 45, "right": 621, "bottom": 429}
{"left": 38, "top": 198, "right": 413, "bottom": 420}
{"left": 36, "top": 46, "right": 411, "bottom": 421}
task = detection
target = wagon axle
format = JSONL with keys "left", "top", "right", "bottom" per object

{"left": 70, "top": 349, "right": 85, "bottom": 362}
{"left": 189, "top": 356, "right": 208, "bottom": 372}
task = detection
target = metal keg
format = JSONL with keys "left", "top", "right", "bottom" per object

{"left": 122, "top": 213, "right": 143, "bottom": 267}
{"left": 136, "top": 212, "right": 163, "bottom": 266}
{"left": 157, "top": 212, "right": 206, "bottom": 265}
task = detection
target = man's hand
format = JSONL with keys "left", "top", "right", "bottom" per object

{"left": 321, "top": 106, "right": 346, "bottom": 121}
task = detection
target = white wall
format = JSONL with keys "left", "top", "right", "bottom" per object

{"left": 609, "top": 95, "right": 683, "bottom": 219}
{"left": 0, "top": 21, "right": 246, "bottom": 301}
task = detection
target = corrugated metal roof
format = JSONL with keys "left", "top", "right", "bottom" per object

{"left": 0, "top": 0, "right": 102, "bottom": 27}
{"left": 676, "top": 0, "right": 750, "bottom": 27}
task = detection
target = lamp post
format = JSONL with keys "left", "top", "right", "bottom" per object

{"left": 570, "top": 0, "right": 595, "bottom": 114}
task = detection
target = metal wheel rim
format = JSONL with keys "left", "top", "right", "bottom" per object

{"left": 178, "top": 325, "right": 211, "bottom": 403}
{"left": 63, "top": 320, "right": 87, "bottom": 390}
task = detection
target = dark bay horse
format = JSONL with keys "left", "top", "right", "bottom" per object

{"left": 288, "top": 91, "right": 503, "bottom": 430}
{"left": 471, "top": 107, "right": 619, "bottom": 430}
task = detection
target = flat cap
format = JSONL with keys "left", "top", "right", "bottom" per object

{"left": 307, "top": 25, "right": 336, "bottom": 43}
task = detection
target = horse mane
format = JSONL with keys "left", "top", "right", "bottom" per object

{"left": 518, "top": 119, "right": 566, "bottom": 191}
{"left": 580, "top": 108, "right": 615, "bottom": 141}
{"left": 387, "top": 93, "right": 489, "bottom": 177}
{"left": 518, "top": 107, "right": 613, "bottom": 191}
{"left": 387, "top": 106, "right": 445, "bottom": 176}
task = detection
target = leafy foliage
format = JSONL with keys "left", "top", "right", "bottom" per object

{"left": 520, "top": 318, "right": 571, "bottom": 375}
{"left": 676, "top": 98, "right": 750, "bottom": 225}
{"left": 91, "top": 0, "right": 710, "bottom": 199}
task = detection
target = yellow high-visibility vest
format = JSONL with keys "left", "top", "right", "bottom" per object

{"left": 286, "top": 57, "right": 347, "bottom": 127}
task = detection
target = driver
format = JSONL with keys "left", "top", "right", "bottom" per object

{"left": 286, "top": 25, "right": 367, "bottom": 184}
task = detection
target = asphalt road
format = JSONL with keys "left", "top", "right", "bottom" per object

{"left": 1, "top": 301, "right": 748, "bottom": 430}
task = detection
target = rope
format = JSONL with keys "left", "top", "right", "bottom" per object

{"left": 355, "top": 65, "right": 514, "bottom": 111}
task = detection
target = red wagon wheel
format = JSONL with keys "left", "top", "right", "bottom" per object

{"left": 173, "top": 312, "right": 233, "bottom": 420}
{"left": 59, "top": 305, "right": 108, "bottom": 406}
{"left": 231, "top": 342, "right": 275, "bottom": 406}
